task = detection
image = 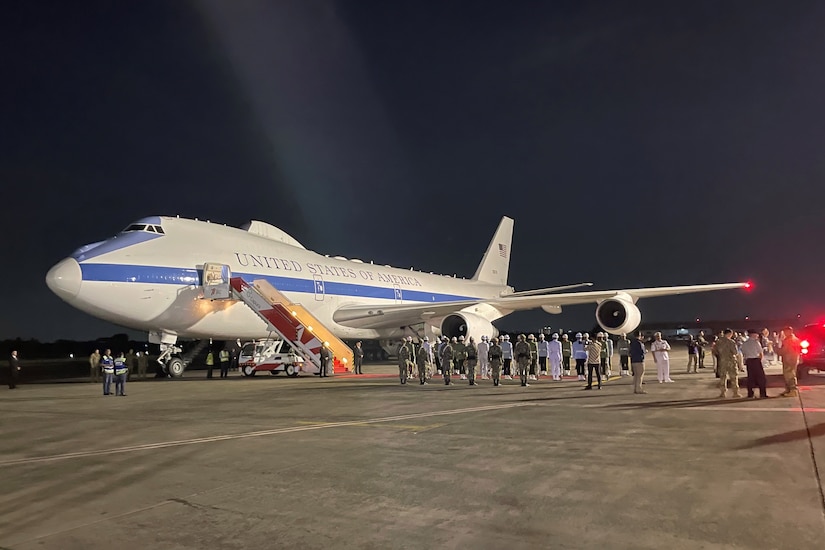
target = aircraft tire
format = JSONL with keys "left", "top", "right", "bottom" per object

{"left": 167, "top": 358, "right": 185, "bottom": 378}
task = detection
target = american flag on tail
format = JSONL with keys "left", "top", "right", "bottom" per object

{"left": 498, "top": 243, "right": 507, "bottom": 257}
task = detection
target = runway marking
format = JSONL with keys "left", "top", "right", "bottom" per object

{"left": 681, "top": 407, "right": 825, "bottom": 413}
{"left": 0, "top": 402, "right": 532, "bottom": 467}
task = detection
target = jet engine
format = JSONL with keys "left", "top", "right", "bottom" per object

{"left": 595, "top": 295, "right": 642, "bottom": 335}
{"left": 439, "top": 313, "right": 498, "bottom": 342}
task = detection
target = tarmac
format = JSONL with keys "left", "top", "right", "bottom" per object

{"left": 1, "top": 349, "right": 824, "bottom": 549}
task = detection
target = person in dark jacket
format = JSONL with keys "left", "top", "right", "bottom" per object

{"left": 629, "top": 332, "right": 647, "bottom": 394}
{"left": 8, "top": 350, "right": 20, "bottom": 389}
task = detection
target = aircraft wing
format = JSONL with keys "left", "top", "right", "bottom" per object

{"left": 332, "top": 282, "right": 749, "bottom": 329}
{"left": 490, "top": 282, "right": 749, "bottom": 309}
{"left": 332, "top": 300, "right": 484, "bottom": 329}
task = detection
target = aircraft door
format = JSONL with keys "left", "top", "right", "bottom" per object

{"left": 313, "top": 274, "right": 325, "bottom": 301}
{"left": 394, "top": 284, "right": 403, "bottom": 304}
{"left": 202, "top": 263, "right": 231, "bottom": 299}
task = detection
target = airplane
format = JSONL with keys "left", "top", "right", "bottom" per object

{"left": 46, "top": 215, "right": 749, "bottom": 376}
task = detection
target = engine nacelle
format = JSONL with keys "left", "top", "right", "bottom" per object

{"left": 439, "top": 313, "right": 498, "bottom": 342}
{"left": 595, "top": 295, "right": 642, "bottom": 335}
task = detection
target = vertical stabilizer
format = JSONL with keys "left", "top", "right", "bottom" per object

{"left": 472, "top": 216, "right": 513, "bottom": 286}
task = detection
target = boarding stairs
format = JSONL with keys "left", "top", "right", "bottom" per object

{"left": 228, "top": 277, "right": 353, "bottom": 374}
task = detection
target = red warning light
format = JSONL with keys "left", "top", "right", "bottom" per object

{"left": 744, "top": 282, "right": 752, "bottom": 290}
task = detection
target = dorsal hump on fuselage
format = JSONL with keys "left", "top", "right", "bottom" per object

{"left": 241, "top": 221, "right": 305, "bottom": 249}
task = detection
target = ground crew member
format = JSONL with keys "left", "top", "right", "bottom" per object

{"left": 89, "top": 348, "right": 101, "bottom": 383}
{"left": 617, "top": 334, "right": 630, "bottom": 376}
{"left": 100, "top": 349, "right": 114, "bottom": 395}
{"left": 319, "top": 344, "right": 331, "bottom": 378}
{"left": 219, "top": 348, "right": 230, "bottom": 378}
{"left": 416, "top": 343, "right": 428, "bottom": 385}
{"left": 137, "top": 350, "right": 149, "bottom": 379}
{"left": 114, "top": 352, "right": 128, "bottom": 396}
{"left": 453, "top": 336, "right": 467, "bottom": 379}
{"left": 477, "top": 335, "right": 490, "bottom": 380}
{"left": 126, "top": 349, "right": 137, "bottom": 381}
{"left": 585, "top": 334, "right": 602, "bottom": 390}
{"left": 466, "top": 336, "right": 478, "bottom": 385}
{"left": 527, "top": 334, "right": 538, "bottom": 380}
{"left": 716, "top": 329, "right": 741, "bottom": 398}
{"left": 397, "top": 340, "right": 409, "bottom": 385}
{"left": 514, "top": 334, "right": 531, "bottom": 387}
{"left": 353, "top": 341, "right": 364, "bottom": 375}
{"left": 630, "top": 331, "right": 647, "bottom": 394}
{"left": 548, "top": 333, "right": 563, "bottom": 380}
{"left": 501, "top": 335, "right": 513, "bottom": 379}
{"left": 572, "top": 333, "right": 587, "bottom": 381}
{"left": 741, "top": 329, "right": 767, "bottom": 398}
{"left": 777, "top": 326, "right": 801, "bottom": 397}
{"left": 439, "top": 337, "right": 453, "bottom": 385}
{"left": 488, "top": 337, "right": 503, "bottom": 386}
{"left": 206, "top": 350, "right": 215, "bottom": 379}
{"left": 561, "top": 334, "right": 572, "bottom": 376}
{"left": 537, "top": 334, "right": 549, "bottom": 376}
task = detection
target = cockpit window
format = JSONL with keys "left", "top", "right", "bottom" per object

{"left": 122, "top": 223, "right": 165, "bottom": 234}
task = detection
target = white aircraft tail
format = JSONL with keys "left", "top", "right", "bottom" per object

{"left": 472, "top": 216, "right": 514, "bottom": 286}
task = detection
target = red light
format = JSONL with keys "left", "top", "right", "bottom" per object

{"left": 744, "top": 282, "right": 752, "bottom": 290}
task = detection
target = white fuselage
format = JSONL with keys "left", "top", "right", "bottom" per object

{"left": 46, "top": 216, "right": 507, "bottom": 341}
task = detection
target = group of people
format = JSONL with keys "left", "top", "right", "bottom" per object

{"left": 89, "top": 348, "right": 149, "bottom": 386}
{"left": 88, "top": 348, "right": 131, "bottom": 396}
{"left": 709, "top": 326, "right": 801, "bottom": 399}
{"left": 395, "top": 332, "right": 626, "bottom": 388}
{"left": 390, "top": 325, "right": 805, "bottom": 399}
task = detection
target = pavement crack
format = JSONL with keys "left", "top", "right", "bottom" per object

{"left": 798, "top": 392, "right": 825, "bottom": 533}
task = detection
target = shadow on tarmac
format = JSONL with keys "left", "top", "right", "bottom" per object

{"left": 737, "top": 422, "right": 825, "bottom": 450}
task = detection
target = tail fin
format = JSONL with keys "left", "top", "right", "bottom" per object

{"left": 472, "top": 216, "right": 514, "bottom": 286}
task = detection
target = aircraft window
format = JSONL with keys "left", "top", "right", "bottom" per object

{"left": 123, "top": 224, "right": 147, "bottom": 232}
{"left": 154, "top": 226, "right": 165, "bottom": 234}
{"left": 146, "top": 226, "right": 157, "bottom": 233}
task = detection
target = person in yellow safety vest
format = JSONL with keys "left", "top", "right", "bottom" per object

{"left": 100, "top": 349, "right": 114, "bottom": 395}
{"left": 219, "top": 349, "right": 230, "bottom": 378}
{"left": 114, "top": 352, "right": 128, "bottom": 396}
{"left": 206, "top": 350, "right": 215, "bottom": 379}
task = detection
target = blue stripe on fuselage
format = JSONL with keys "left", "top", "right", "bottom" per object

{"left": 78, "top": 263, "right": 479, "bottom": 302}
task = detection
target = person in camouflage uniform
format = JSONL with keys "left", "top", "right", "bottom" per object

{"left": 715, "top": 329, "right": 741, "bottom": 398}
{"left": 397, "top": 340, "right": 409, "bottom": 385}
{"left": 466, "top": 336, "right": 478, "bottom": 386}
{"left": 440, "top": 337, "right": 453, "bottom": 385}
{"left": 514, "top": 334, "right": 531, "bottom": 387}
{"left": 488, "top": 337, "right": 503, "bottom": 387}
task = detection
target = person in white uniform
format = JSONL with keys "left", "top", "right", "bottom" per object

{"left": 548, "top": 333, "right": 563, "bottom": 380}
{"left": 650, "top": 332, "right": 674, "bottom": 383}
{"left": 477, "top": 335, "right": 490, "bottom": 379}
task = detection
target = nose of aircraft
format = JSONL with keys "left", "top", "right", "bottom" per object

{"left": 46, "top": 257, "right": 82, "bottom": 301}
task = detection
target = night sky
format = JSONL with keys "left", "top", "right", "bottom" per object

{"left": 3, "top": 1, "right": 824, "bottom": 342}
